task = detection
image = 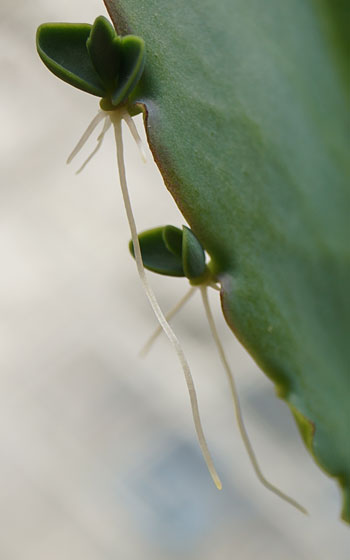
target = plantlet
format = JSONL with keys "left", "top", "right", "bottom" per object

{"left": 130, "top": 226, "right": 307, "bottom": 513}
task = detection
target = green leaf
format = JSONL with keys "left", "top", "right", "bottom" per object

{"left": 86, "top": 16, "right": 122, "bottom": 92}
{"left": 111, "top": 35, "right": 145, "bottom": 106}
{"left": 182, "top": 226, "right": 206, "bottom": 280}
{"left": 129, "top": 225, "right": 208, "bottom": 281}
{"left": 163, "top": 225, "right": 183, "bottom": 257}
{"left": 129, "top": 226, "right": 184, "bottom": 276}
{"left": 105, "top": 0, "right": 350, "bottom": 520}
{"left": 36, "top": 17, "right": 145, "bottom": 107}
{"left": 36, "top": 22, "right": 106, "bottom": 97}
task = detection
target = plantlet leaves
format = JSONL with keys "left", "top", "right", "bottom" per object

{"left": 111, "top": 35, "right": 145, "bottom": 106}
{"left": 105, "top": 0, "right": 350, "bottom": 520}
{"left": 130, "top": 225, "right": 208, "bottom": 281}
{"left": 37, "top": 22, "right": 106, "bottom": 97}
{"left": 36, "top": 16, "right": 145, "bottom": 106}
{"left": 129, "top": 226, "right": 184, "bottom": 276}
{"left": 163, "top": 225, "right": 183, "bottom": 258}
{"left": 86, "top": 16, "right": 122, "bottom": 92}
{"left": 182, "top": 225, "right": 206, "bottom": 280}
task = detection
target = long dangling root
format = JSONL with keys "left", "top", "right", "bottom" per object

{"left": 200, "top": 285, "right": 307, "bottom": 514}
{"left": 109, "top": 109, "right": 222, "bottom": 490}
{"left": 140, "top": 286, "right": 197, "bottom": 357}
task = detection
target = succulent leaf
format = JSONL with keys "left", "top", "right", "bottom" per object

{"left": 162, "top": 225, "right": 183, "bottom": 257}
{"left": 129, "top": 226, "right": 184, "bottom": 276}
{"left": 86, "top": 16, "right": 122, "bottom": 92}
{"left": 36, "top": 17, "right": 145, "bottom": 107}
{"left": 182, "top": 225, "right": 206, "bottom": 280}
{"left": 36, "top": 22, "right": 106, "bottom": 97}
{"left": 111, "top": 35, "right": 145, "bottom": 106}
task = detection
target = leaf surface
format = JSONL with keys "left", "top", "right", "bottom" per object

{"left": 104, "top": 0, "right": 350, "bottom": 520}
{"left": 37, "top": 23, "right": 106, "bottom": 97}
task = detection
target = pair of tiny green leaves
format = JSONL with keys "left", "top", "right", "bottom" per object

{"left": 36, "top": 18, "right": 208, "bottom": 284}
{"left": 130, "top": 225, "right": 210, "bottom": 285}
{"left": 36, "top": 16, "right": 145, "bottom": 110}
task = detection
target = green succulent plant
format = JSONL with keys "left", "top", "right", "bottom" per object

{"left": 130, "top": 224, "right": 308, "bottom": 513}
{"left": 129, "top": 225, "right": 208, "bottom": 282}
{"left": 102, "top": 0, "right": 349, "bottom": 522}
{"left": 36, "top": 1, "right": 350, "bottom": 522}
{"left": 37, "top": 16, "right": 145, "bottom": 110}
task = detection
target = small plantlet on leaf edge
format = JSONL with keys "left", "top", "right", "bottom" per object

{"left": 130, "top": 225, "right": 307, "bottom": 514}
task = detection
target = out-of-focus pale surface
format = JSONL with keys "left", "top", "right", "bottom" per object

{"left": 0, "top": 1, "right": 349, "bottom": 558}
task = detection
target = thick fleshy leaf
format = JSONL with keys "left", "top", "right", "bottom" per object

{"left": 37, "top": 18, "right": 145, "bottom": 107}
{"left": 36, "top": 23, "right": 106, "bottom": 97}
{"left": 87, "top": 15, "right": 146, "bottom": 106}
{"left": 129, "top": 227, "right": 184, "bottom": 276}
{"left": 86, "top": 16, "right": 122, "bottom": 91}
{"left": 182, "top": 226, "right": 206, "bottom": 280}
{"left": 163, "top": 225, "right": 183, "bottom": 257}
{"left": 111, "top": 35, "right": 145, "bottom": 106}
{"left": 105, "top": 0, "right": 350, "bottom": 520}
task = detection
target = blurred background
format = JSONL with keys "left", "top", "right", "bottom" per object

{"left": 0, "top": 1, "right": 349, "bottom": 558}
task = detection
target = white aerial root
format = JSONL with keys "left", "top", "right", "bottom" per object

{"left": 110, "top": 109, "right": 222, "bottom": 490}
{"left": 140, "top": 286, "right": 197, "bottom": 357}
{"left": 67, "top": 107, "right": 222, "bottom": 490}
{"left": 67, "top": 110, "right": 106, "bottom": 164}
{"left": 66, "top": 107, "right": 307, "bottom": 508}
{"left": 76, "top": 117, "right": 112, "bottom": 174}
{"left": 200, "top": 285, "right": 307, "bottom": 514}
{"left": 122, "top": 111, "right": 147, "bottom": 163}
